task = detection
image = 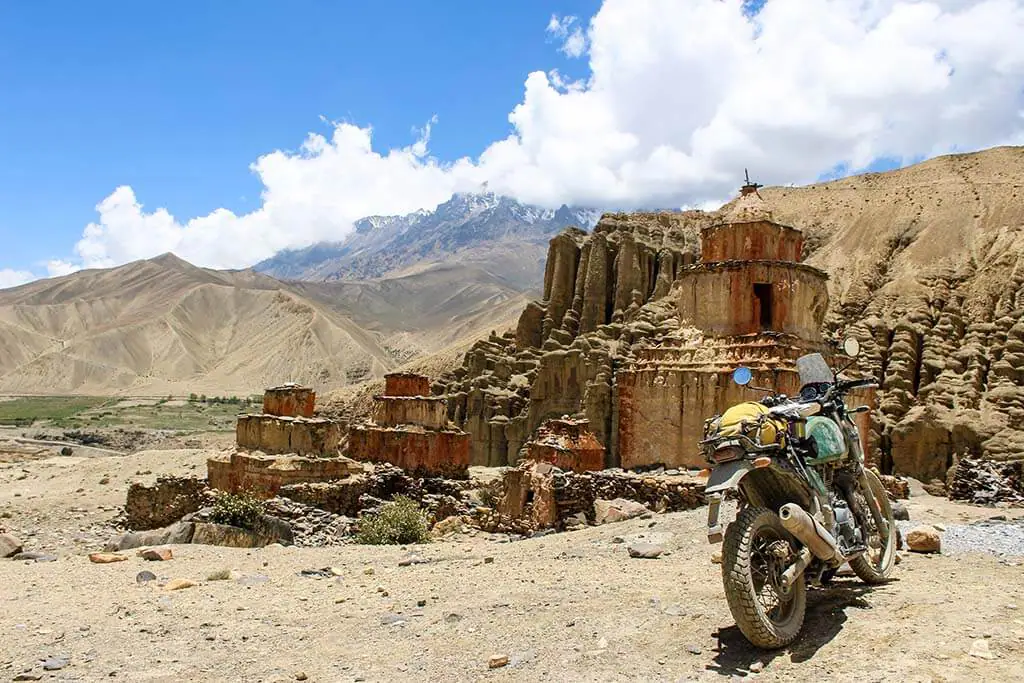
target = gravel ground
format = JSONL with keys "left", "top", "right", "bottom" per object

{"left": 898, "top": 516, "right": 1024, "bottom": 559}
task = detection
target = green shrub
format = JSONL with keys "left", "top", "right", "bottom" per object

{"left": 356, "top": 496, "right": 430, "bottom": 545}
{"left": 210, "top": 490, "right": 264, "bottom": 530}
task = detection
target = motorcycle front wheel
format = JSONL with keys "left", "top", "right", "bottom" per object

{"left": 722, "top": 506, "right": 807, "bottom": 649}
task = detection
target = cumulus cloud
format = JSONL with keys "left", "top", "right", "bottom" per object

{"left": 18, "top": 0, "right": 1024, "bottom": 276}
{"left": 0, "top": 269, "right": 33, "bottom": 290}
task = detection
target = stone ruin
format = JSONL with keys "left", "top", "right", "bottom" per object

{"left": 523, "top": 417, "right": 605, "bottom": 473}
{"left": 208, "top": 384, "right": 361, "bottom": 499}
{"left": 347, "top": 372, "right": 470, "bottom": 478}
{"left": 437, "top": 185, "right": 875, "bottom": 471}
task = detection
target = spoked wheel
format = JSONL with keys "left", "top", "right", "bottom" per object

{"left": 722, "top": 506, "right": 807, "bottom": 649}
{"left": 849, "top": 469, "right": 897, "bottom": 584}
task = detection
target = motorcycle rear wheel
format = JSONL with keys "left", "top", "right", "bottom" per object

{"left": 722, "top": 506, "right": 807, "bottom": 649}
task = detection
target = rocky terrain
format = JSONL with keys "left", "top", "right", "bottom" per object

{"left": 434, "top": 146, "right": 1024, "bottom": 485}
{"left": 2, "top": 445, "right": 1023, "bottom": 682}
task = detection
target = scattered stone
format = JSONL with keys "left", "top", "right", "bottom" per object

{"left": 968, "top": 638, "right": 996, "bottom": 660}
{"left": 611, "top": 536, "right": 625, "bottom": 544}
{"left": 89, "top": 552, "right": 127, "bottom": 564}
{"left": 663, "top": 604, "right": 686, "bottom": 617}
{"left": 298, "top": 568, "right": 333, "bottom": 579}
{"left": 363, "top": 567, "right": 375, "bottom": 575}
{"left": 139, "top": 547, "right": 173, "bottom": 561}
{"left": 105, "top": 522, "right": 195, "bottom": 552}
{"left": 417, "top": 599, "right": 427, "bottom": 607}
{"left": 380, "top": 613, "right": 406, "bottom": 626}
{"left": 891, "top": 502, "right": 910, "bottom": 521}
{"left": 444, "top": 613, "right": 463, "bottom": 624}
{"left": 488, "top": 654, "right": 509, "bottom": 669}
{"left": 206, "top": 569, "right": 232, "bottom": 581}
{"left": 13, "top": 552, "right": 57, "bottom": 563}
{"left": 0, "top": 532, "right": 23, "bottom": 558}
{"left": 711, "top": 550, "right": 722, "bottom": 564}
{"left": 136, "top": 571, "right": 157, "bottom": 584}
{"left": 686, "top": 645, "right": 702, "bottom": 655}
{"left": 628, "top": 542, "right": 664, "bottom": 559}
{"left": 42, "top": 657, "right": 68, "bottom": 671}
{"left": 13, "top": 673, "right": 42, "bottom": 681}
{"left": 99, "top": 476, "right": 110, "bottom": 485}
{"left": 164, "top": 578, "right": 196, "bottom": 591}
{"left": 295, "top": 672, "right": 308, "bottom": 681}
{"left": 398, "top": 555, "right": 428, "bottom": 567}
{"left": 484, "top": 556, "right": 494, "bottom": 564}
{"left": 750, "top": 661, "right": 764, "bottom": 673}
{"left": 906, "top": 526, "right": 941, "bottom": 553}
{"left": 594, "top": 498, "right": 649, "bottom": 525}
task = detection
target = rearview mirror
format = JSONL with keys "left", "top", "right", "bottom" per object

{"left": 843, "top": 337, "right": 861, "bottom": 358}
{"left": 732, "top": 366, "right": 753, "bottom": 386}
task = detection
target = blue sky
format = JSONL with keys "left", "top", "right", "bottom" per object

{"left": 1, "top": 0, "right": 1021, "bottom": 282}
{"left": 0, "top": 1, "right": 598, "bottom": 273}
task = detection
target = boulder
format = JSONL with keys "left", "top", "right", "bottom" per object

{"left": 139, "top": 547, "right": 173, "bottom": 561}
{"left": 105, "top": 522, "right": 195, "bottom": 552}
{"left": 906, "top": 526, "right": 941, "bottom": 553}
{"left": 89, "top": 552, "right": 128, "bottom": 564}
{"left": 191, "top": 519, "right": 290, "bottom": 548}
{"left": 594, "top": 498, "right": 649, "bottom": 525}
{"left": 627, "top": 542, "right": 664, "bottom": 559}
{"left": 0, "top": 533, "right": 23, "bottom": 558}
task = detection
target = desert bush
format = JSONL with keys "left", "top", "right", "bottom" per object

{"left": 356, "top": 496, "right": 430, "bottom": 545}
{"left": 210, "top": 490, "right": 263, "bottom": 530}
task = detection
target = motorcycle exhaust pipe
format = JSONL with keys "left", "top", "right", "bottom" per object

{"left": 779, "top": 503, "right": 843, "bottom": 564}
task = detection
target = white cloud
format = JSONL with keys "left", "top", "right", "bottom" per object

{"left": 547, "top": 13, "right": 588, "bottom": 58}
{"left": 21, "top": 0, "right": 1024, "bottom": 274}
{"left": 0, "top": 269, "right": 33, "bottom": 290}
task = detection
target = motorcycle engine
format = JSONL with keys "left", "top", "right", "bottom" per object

{"left": 830, "top": 496, "right": 863, "bottom": 552}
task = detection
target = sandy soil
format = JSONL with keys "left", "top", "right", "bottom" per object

{"left": 2, "top": 450, "right": 1023, "bottom": 682}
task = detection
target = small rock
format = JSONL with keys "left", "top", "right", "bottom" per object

{"left": 417, "top": 599, "right": 427, "bottom": 607}
{"left": 610, "top": 536, "right": 625, "bottom": 544}
{"left": 663, "top": 604, "right": 686, "bottom": 617}
{"left": 89, "top": 552, "right": 128, "bottom": 564}
{"left": 750, "top": 661, "right": 764, "bottom": 673}
{"left": 380, "top": 613, "right": 406, "bottom": 626}
{"left": 13, "top": 552, "right": 58, "bottom": 562}
{"left": 329, "top": 566, "right": 344, "bottom": 576}
{"left": 136, "top": 570, "right": 157, "bottom": 584}
{"left": 891, "top": 502, "right": 910, "bottom": 521}
{"left": 235, "top": 574, "right": 269, "bottom": 587}
{"left": 398, "top": 555, "right": 426, "bottom": 567}
{"left": 488, "top": 654, "right": 509, "bottom": 669}
{"left": 628, "top": 542, "right": 664, "bottom": 559}
{"left": 363, "top": 567, "right": 375, "bottom": 575}
{"left": 13, "top": 674, "right": 43, "bottom": 681}
{"left": 906, "top": 526, "right": 941, "bottom": 553}
{"left": 206, "top": 569, "right": 232, "bottom": 581}
{"left": 444, "top": 613, "right": 462, "bottom": 624}
{"left": 933, "top": 523, "right": 946, "bottom": 532}
{"left": 42, "top": 657, "right": 69, "bottom": 671}
{"left": 99, "top": 476, "right": 110, "bottom": 485}
{"left": 0, "top": 532, "right": 23, "bottom": 558}
{"left": 968, "top": 638, "right": 996, "bottom": 660}
{"left": 711, "top": 550, "right": 722, "bottom": 564}
{"left": 139, "top": 547, "right": 173, "bottom": 561}
{"left": 295, "top": 673, "right": 308, "bottom": 681}
{"left": 164, "top": 578, "right": 196, "bottom": 591}
{"left": 686, "top": 645, "right": 702, "bottom": 655}
{"left": 484, "top": 557, "right": 494, "bottom": 564}
{"left": 594, "top": 498, "right": 649, "bottom": 525}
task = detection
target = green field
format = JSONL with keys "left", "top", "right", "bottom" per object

{"left": 0, "top": 395, "right": 260, "bottom": 431}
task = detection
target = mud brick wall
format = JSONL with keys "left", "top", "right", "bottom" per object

{"left": 263, "top": 386, "right": 316, "bottom": 417}
{"left": 125, "top": 476, "right": 209, "bottom": 530}
{"left": 236, "top": 415, "right": 341, "bottom": 456}
{"left": 384, "top": 374, "right": 432, "bottom": 397}
{"left": 373, "top": 397, "right": 447, "bottom": 430}
{"left": 700, "top": 220, "right": 804, "bottom": 262}
{"left": 207, "top": 452, "right": 359, "bottom": 499}
{"left": 526, "top": 443, "right": 604, "bottom": 473}
{"left": 279, "top": 477, "right": 370, "bottom": 517}
{"left": 347, "top": 426, "right": 470, "bottom": 478}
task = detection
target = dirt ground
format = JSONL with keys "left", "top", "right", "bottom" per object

{"left": 2, "top": 449, "right": 1023, "bottom": 682}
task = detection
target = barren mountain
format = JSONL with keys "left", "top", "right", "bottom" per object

{"left": 255, "top": 192, "right": 601, "bottom": 288}
{"left": 0, "top": 255, "right": 525, "bottom": 397}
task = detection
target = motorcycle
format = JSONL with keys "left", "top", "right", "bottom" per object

{"left": 701, "top": 337, "right": 896, "bottom": 649}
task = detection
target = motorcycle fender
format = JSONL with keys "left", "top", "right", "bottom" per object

{"left": 704, "top": 459, "right": 753, "bottom": 495}
{"left": 704, "top": 460, "right": 754, "bottom": 543}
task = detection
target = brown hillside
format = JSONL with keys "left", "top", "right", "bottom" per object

{"left": 0, "top": 255, "right": 525, "bottom": 396}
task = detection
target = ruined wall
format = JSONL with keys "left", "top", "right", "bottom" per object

{"left": 385, "top": 373, "right": 432, "bottom": 397}
{"left": 346, "top": 427, "right": 470, "bottom": 478}
{"left": 236, "top": 415, "right": 341, "bottom": 456}
{"left": 372, "top": 397, "right": 447, "bottom": 430}
{"left": 524, "top": 418, "right": 605, "bottom": 473}
{"left": 125, "top": 476, "right": 209, "bottom": 530}
{"left": 263, "top": 386, "right": 315, "bottom": 417}
{"left": 701, "top": 221, "right": 804, "bottom": 262}
{"left": 676, "top": 262, "right": 828, "bottom": 340}
{"left": 207, "top": 452, "right": 361, "bottom": 498}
